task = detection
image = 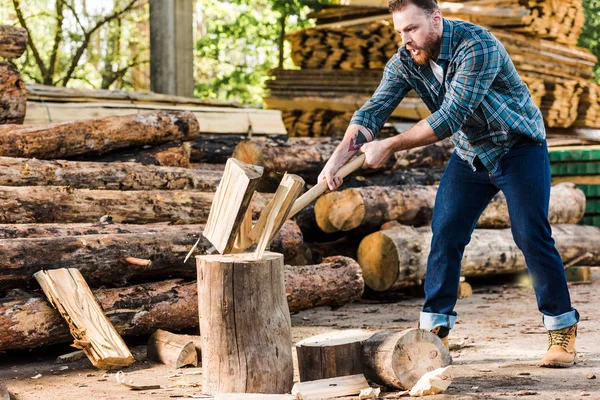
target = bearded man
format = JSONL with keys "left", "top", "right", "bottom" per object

{"left": 317, "top": 0, "right": 579, "bottom": 368}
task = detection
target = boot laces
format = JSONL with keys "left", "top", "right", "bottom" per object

{"left": 548, "top": 326, "right": 575, "bottom": 349}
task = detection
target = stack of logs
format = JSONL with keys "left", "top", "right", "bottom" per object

{"left": 266, "top": 0, "right": 600, "bottom": 136}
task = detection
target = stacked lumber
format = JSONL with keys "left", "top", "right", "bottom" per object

{"left": 267, "top": 1, "right": 599, "bottom": 135}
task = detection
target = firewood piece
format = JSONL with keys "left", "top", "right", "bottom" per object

{"left": 34, "top": 268, "right": 134, "bottom": 369}
{"left": 147, "top": 329, "right": 198, "bottom": 368}
{"left": 458, "top": 280, "right": 473, "bottom": 299}
{"left": 0, "top": 156, "right": 221, "bottom": 190}
{"left": 566, "top": 266, "right": 592, "bottom": 283}
{"left": 0, "top": 111, "right": 199, "bottom": 159}
{"left": 250, "top": 174, "right": 304, "bottom": 258}
{"left": 361, "top": 329, "right": 451, "bottom": 390}
{"left": 408, "top": 366, "right": 453, "bottom": 397}
{"left": 0, "top": 62, "right": 26, "bottom": 124}
{"left": 214, "top": 395, "right": 297, "bottom": 400}
{"left": 285, "top": 256, "right": 364, "bottom": 312}
{"left": 80, "top": 142, "right": 192, "bottom": 168}
{"left": 296, "top": 330, "right": 372, "bottom": 382}
{"left": 197, "top": 252, "right": 293, "bottom": 394}
{"left": 189, "top": 135, "right": 247, "bottom": 164}
{"left": 56, "top": 350, "right": 86, "bottom": 364}
{"left": 358, "top": 224, "right": 600, "bottom": 292}
{"left": 232, "top": 205, "right": 254, "bottom": 252}
{"left": 291, "top": 374, "right": 371, "bottom": 400}
{"left": 203, "top": 158, "right": 264, "bottom": 254}
{"left": 0, "top": 25, "right": 27, "bottom": 58}
{"left": 0, "top": 381, "right": 9, "bottom": 400}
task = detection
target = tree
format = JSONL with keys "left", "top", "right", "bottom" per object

{"left": 579, "top": 0, "right": 600, "bottom": 82}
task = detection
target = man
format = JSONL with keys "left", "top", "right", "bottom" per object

{"left": 317, "top": 0, "right": 579, "bottom": 368}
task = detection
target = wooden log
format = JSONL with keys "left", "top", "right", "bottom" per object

{"left": 0, "top": 111, "right": 199, "bottom": 159}
{"left": 147, "top": 329, "right": 198, "bottom": 368}
{"left": 0, "top": 62, "right": 26, "bottom": 124}
{"left": 361, "top": 329, "right": 452, "bottom": 390}
{"left": 189, "top": 135, "right": 247, "bottom": 163}
{"left": 0, "top": 25, "right": 27, "bottom": 58}
{"left": 197, "top": 252, "right": 294, "bottom": 394}
{"left": 291, "top": 374, "right": 371, "bottom": 400}
{"left": 0, "top": 255, "right": 364, "bottom": 351}
{"left": 204, "top": 158, "right": 264, "bottom": 254}
{"left": 357, "top": 224, "right": 600, "bottom": 292}
{"left": 34, "top": 268, "right": 134, "bottom": 369}
{"left": 284, "top": 256, "right": 364, "bottom": 311}
{"left": 0, "top": 156, "right": 221, "bottom": 191}
{"left": 78, "top": 141, "right": 193, "bottom": 168}
{"left": 317, "top": 182, "right": 586, "bottom": 233}
{"left": 295, "top": 330, "right": 372, "bottom": 382}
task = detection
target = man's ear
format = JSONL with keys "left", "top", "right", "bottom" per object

{"left": 431, "top": 10, "right": 442, "bottom": 28}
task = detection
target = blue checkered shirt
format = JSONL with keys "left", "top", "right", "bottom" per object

{"left": 350, "top": 18, "right": 545, "bottom": 173}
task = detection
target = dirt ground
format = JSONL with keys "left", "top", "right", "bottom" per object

{"left": 1, "top": 270, "right": 599, "bottom": 400}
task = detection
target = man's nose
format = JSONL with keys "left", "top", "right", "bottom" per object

{"left": 402, "top": 33, "right": 411, "bottom": 46}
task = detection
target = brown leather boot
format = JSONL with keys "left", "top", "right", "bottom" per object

{"left": 430, "top": 326, "right": 450, "bottom": 351}
{"left": 540, "top": 324, "right": 577, "bottom": 368}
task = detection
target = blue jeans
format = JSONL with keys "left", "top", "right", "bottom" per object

{"left": 420, "top": 140, "right": 579, "bottom": 331}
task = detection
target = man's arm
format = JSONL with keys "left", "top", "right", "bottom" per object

{"left": 318, "top": 55, "right": 411, "bottom": 190}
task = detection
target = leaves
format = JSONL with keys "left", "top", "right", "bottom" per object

{"left": 579, "top": 0, "right": 600, "bottom": 82}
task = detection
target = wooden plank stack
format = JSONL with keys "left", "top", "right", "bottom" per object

{"left": 267, "top": 0, "right": 600, "bottom": 136}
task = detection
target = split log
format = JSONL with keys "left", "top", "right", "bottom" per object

{"left": 295, "top": 330, "right": 372, "bottom": 382}
{"left": 147, "top": 329, "right": 198, "bottom": 368}
{"left": 357, "top": 224, "right": 600, "bottom": 292}
{"left": 80, "top": 142, "right": 193, "bottom": 168}
{"left": 0, "top": 111, "right": 199, "bottom": 159}
{"left": 0, "top": 255, "right": 364, "bottom": 351}
{"left": 316, "top": 182, "right": 585, "bottom": 233}
{"left": 284, "top": 256, "right": 364, "bottom": 312}
{"left": 189, "top": 135, "right": 247, "bottom": 163}
{"left": 0, "top": 156, "right": 221, "bottom": 190}
{"left": 0, "top": 25, "right": 27, "bottom": 58}
{"left": 291, "top": 374, "right": 371, "bottom": 400}
{"left": 0, "top": 62, "right": 26, "bottom": 124}
{"left": 361, "top": 329, "right": 451, "bottom": 390}
{"left": 34, "top": 268, "right": 134, "bottom": 369}
{"left": 197, "top": 252, "right": 294, "bottom": 394}
{"left": 0, "top": 220, "right": 302, "bottom": 292}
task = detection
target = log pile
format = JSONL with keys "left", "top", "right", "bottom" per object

{"left": 267, "top": 0, "right": 600, "bottom": 135}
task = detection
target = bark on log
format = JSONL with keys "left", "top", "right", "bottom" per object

{"left": 80, "top": 142, "right": 192, "bottom": 168}
{"left": 357, "top": 224, "right": 600, "bottom": 292}
{"left": 317, "top": 183, "right": 585, "bottom": 233}
{"left": 0, "top": 156, "right": 221, "bottom": 190}
{"left": 147, "top": 329, "right": 198, "bottom": 368}
{"left": 189, "top": 135, "right": 247, "bottom": 163}
{"left": 284, "top": 256, "right": 364, "bottom": 312}
{"left": 0, "top": 25, "right": 27, "bottom": 58}
{"left": 0, "top": 220, "right": 302, "bottom": 292}
{"left": 0, "top": 111, "right": 199, "bottom": 159}
{"left": 0, "top": 62, "right": 26, "bottom": 124}
{"left": 361, "top": 329, "right": 452, "bottom": 390}
{"left": 197, "top": 252, "right": 294, "bottom": 394}
{"left": 0, "top": 256, "right": 365, "bottom": 351}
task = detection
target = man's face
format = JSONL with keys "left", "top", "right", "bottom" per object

{"left": 392, "top": 4, "right": 442, "bottom": 65}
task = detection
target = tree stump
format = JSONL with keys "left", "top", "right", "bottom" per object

{"left": 296, "top": 330, "right": 372, "bottom": 382}
{"left": 197, "top": 252, "right": 293, "bottom": 394}
{"left": 361, "top": 329, "right": 452, "bottom": 390}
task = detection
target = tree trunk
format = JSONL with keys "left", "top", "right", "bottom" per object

{"left": 317, "top": 182, "right": 585, "bottom": 233}
{"left": 284, "top": 256, "right": 364, "bottom": 312}
{"left": 81, "top": 142, "right": 192, "bottom": 168}
{"left": 0, "top": 219, "right": 302, "bottom": 293}
{"left": 0, "top": 111, "right": 199, "bottom": 159}
{"left": 0, "top": 62, "right": 26, "bottom": 124}
{"left": 0, "top": 256, "right": 365, "bottom": 352}
{"left": 197, "top": 252, "right": 294, "bottom": 394}
{"left": 0, "top": 156, "right": 221, "bottom": 190}
{"left": 357, "top": 224, "right": 600, "bottom": 292}
{"left": 362, "top": 329, "right": 452, "bottom": 390}
{"left": 189, "top": 135, "right": 247, "bottom": 164}
{"left": 0, "top": 25, "right": 28, "bottom": 58}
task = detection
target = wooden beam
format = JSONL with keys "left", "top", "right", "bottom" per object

{"left": 33, "top": 268, "right": 134, "bottom": 369}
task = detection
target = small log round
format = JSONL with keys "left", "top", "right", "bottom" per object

{"left": 197, "top": 252, "right": 293, "bottom": 394}
{"left": 0, "top": 25, "right": 27, "bottom": 58}
{"left": 296, "top": 329, "right": 372, "bottom": 382}
{"left": 147, "top": 329, "right": 198, "bottom": 368}
{"left": 362, "top": 329, "right": 452, "bottom": 390}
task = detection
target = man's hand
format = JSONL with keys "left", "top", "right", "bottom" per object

{"left": 360, "top": 138, "right": 395, "bottom": 169}
{"left": 317, "top": 163, "right": 344, "bottom": 192}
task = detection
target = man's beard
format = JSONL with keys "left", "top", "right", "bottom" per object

{"left": 408, "top": 34, "right": 442, "bottom": 65}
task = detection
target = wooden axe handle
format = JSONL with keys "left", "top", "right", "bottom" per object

{"left": 288, "top": 153, "right": 366, "bottom": 219}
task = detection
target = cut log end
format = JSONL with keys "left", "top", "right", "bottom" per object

{"left": 232, "top": 141, "right": 263, "bottom": 166}
{"left": 314, "top": 191, "right": 343, "bottom": 233}
{"left": 328, "top": 189, "right": 366, "bottom": 232}
{"left": 357, "top": 231, "right": 400, "bottom": 292}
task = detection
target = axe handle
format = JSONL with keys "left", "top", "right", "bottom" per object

{"left": 288, "top": 153, "right": 366, "bottom": 219}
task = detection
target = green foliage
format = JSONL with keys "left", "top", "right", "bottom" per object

{"left": 579, "top": 0, "right": 600, "bottom": 82}
{"left": 195, "top": 0, "right": 329, "bottom": 105}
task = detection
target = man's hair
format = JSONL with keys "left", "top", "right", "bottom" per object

{"left": 389, "top": 0, "right": 439, "bottom": 15}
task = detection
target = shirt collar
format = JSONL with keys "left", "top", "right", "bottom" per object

{"left": 437, "top": 18, "right": 453, "bottom": 61}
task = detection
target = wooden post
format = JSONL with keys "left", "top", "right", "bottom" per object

{"left": 197, "top": 252, "right": 293, "bottom": 394}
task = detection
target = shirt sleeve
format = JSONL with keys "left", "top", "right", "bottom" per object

{"left": 349, "top": 54, "right": 412, "bottom": 137}
{"left": 426, "top": 39, "right": 503, "bottom": 140}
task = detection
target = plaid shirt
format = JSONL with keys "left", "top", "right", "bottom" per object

{"left": 350, "top": 18, "right": 545, "bottom": 173}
